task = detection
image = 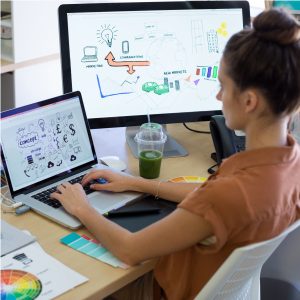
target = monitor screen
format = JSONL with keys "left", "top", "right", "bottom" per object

{"left": 59, "top": 1, "right": 250, "bottom": 157}
{"left": 59, "top": 1, "right": 250, "bottom": 125}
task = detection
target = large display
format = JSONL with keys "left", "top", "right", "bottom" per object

{"left": 59, "top": 1, "right": 250, "bottom": 128}
{"left": 59, "top": 1, "right": 250, "bottom": 156}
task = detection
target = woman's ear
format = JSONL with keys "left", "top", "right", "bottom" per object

{"left": 241, "top": 89, "right": 260, "bottom": 114}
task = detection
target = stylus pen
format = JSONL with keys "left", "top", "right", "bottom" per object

{"left": 104, "top": 208, "right": 161, "bottom": 217}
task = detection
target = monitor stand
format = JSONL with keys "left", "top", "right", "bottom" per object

{"left": 126, "top": 125, "right": 188, "bottom": 158}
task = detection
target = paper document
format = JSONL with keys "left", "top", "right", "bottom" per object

{"left": 1, "top": 241, "right": 88, "bottom": 299}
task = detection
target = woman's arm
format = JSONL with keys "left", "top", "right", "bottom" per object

{"left": 81, "top": 169, "right": 200, "bottom": 203}
{"left": 51, "top": 182, "right": 212, "bottom": 266}
{"left": 135, "top": 179, "right": 200, "bottom": 203}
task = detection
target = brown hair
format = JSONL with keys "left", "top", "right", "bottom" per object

{"left": 223, "top": 8, "right": 300, "bottom": 115}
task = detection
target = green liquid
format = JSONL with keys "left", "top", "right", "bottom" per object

{"left": 139, "top": 150, "right": 162, "bottom": 179}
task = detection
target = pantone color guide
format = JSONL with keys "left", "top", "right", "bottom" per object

{"left": 60, "top": 233, "right": 128, "bottom": 269}
{"left": 1, "top": 242, "right": 87, "bottom": 300}
{"left": 1, "top": 269, "right": 42, "bottom": 300}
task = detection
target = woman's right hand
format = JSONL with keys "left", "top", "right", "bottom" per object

{"left": 81, "top": 169, "right": 140, "bottom": 193}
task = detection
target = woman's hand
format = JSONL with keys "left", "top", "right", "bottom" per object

{"left": 51, "top": 182, "right": 91, "bottom": 217}
{"left": 81, "top": 169, "right": 140, "bottom": 193}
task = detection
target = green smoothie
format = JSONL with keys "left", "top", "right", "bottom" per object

{"left": 139, "top": 150, "right": 163, "bottom": 179}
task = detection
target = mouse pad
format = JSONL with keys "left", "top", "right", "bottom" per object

{"left": 106, "top": 195, "right": 177, "bottom": 232}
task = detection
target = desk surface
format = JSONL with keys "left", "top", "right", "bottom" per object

{"left": 1, "top": 122, "right": 215, "bottom": 299}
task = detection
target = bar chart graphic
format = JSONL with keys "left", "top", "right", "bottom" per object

{"left": 195, "top": 65, "right": 218, "bottom": 80}
{"left": 163, "top": 77, "right": 180, "bottom": 91}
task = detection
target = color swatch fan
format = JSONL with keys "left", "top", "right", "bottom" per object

{"left": 1, "top": 269, "right": 42, "bottom": 299}
{"left": 169, "top": 176, "right": 207, "bottom": 183}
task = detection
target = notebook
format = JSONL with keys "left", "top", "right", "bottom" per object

{"left": 1, "top": 220, "right": 36, "bottom": 257}
{"left": 0, "top": 91, "right": 141, "bottom": 229}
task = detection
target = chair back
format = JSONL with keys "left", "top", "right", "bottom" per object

{"left": 195, "top": 220, "right": 300, "bottom": 300}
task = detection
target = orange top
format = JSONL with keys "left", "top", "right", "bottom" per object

{"left": 154, "top": 135, "right": 300, "bottom": 300}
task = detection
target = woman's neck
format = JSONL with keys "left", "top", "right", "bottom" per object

{"left": 244, "top": 116, "right": 289, "bottom": 150}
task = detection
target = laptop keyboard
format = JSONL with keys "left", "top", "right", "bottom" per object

{"left": 32, "top": 174, "right": 93, "bottom": 209}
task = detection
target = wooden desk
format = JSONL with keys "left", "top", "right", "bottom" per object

{"left": 1, "top": 122, "right": 215, "bottom": 299}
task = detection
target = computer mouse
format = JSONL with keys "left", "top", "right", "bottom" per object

{"left": 99, "top": 156, "right": 127, "bottom": 172}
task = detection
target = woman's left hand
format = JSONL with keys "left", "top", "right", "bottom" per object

{"left": 51, "top": 182, "right": 90, "bottom": 217}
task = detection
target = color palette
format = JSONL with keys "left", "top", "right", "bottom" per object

{"left": 1, "top": 269, "right": 42, "bottom": 300}
{"left": 169, "top": 176, "right": 207, "bottom": 183}
{"left": 60, "top": 232, "right": 128, "bottom": 269}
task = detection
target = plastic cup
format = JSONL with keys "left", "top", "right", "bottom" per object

{"left": 135, "top": 123, "right": 167, "bottom": 179}
{"left": 289, "top": 113, "right": 300, "bottom": 144}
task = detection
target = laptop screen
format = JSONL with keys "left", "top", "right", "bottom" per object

{"left": 84, "top": 46, "right": 97, "bottom": 56}
{"left": 0, "top": 92, "right": 97, "bottom": 195}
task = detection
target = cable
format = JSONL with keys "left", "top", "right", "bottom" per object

{"left": 183, "top": 122, "right": 210, "bottom": 134}
{"left": 1, "top": 188, "right": 30, "bottom": 215}
{"left": 207, "top": 163, "right": 219, "bottom": 174}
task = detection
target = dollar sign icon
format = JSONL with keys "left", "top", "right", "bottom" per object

{"left": 69, "top": 124, "right": 76, "bottom": 136}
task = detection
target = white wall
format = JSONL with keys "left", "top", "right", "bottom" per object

{"left": 12, "top": 0, "right": 61, "bottom": 62}
{"left": 14, "top": 60, "right": 63, "bottom": 106}
{"left": 9, "top": 0, "right": 266, "bottom": 108}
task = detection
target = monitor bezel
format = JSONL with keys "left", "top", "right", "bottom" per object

{"left": 59, "top": 1, "right": 251, "bottom": 128}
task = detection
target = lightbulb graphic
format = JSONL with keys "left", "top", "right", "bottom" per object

{"left": 101, "top": 28, "right": 113, "bottom": 47}
{"left": 97, "top": 25, "right": 118, "bottom": 48}
{"left": 38, "top": 119, "right": 45, "bottom": 131}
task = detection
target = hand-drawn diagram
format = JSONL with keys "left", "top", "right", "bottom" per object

{"left": 207, "top": 29, "right": 219, "bottom": 53}
{"left": 217, "top": 22, "right": 228, "bottom": 37}
{"left": 191, "top": 19, "right": 204, "bottom": 54}
{"left": 96, "top": 74, "right": 133, "bottom": 99}
{"left": 97, "top": 24, "right": 118, "bottom": 47}
{"left": 122, "top": 40, "right": 129, "bottom": 54}
{"left": 105, "top": 51, "right": 150, "bottom": 74}
{"left": 121, "top": 76, "right": 140, "bottom": 86}
{"left": 16, "top": 110, "right": 82, "bottom": 181}
{"left": 81, "top": 46, "right": 98, "bottom": 63}
{"left": 69, "top": 11, "right": 243, "bottom": 117}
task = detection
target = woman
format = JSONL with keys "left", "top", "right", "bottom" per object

{"left": 51, "top": 8, "right": 300, "bottom": 300}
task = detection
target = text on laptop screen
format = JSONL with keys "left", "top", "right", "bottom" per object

{"left": 1, "top": 97, "right": 95, "bottom": 191}
{"left": 66, "top": 8, "right": 244, "bottom": 120}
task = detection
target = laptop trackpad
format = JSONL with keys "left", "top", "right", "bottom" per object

{"left": 88, "top": 191, "right": 139, "bottom": 214}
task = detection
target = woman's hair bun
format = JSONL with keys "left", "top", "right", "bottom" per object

{"left": 253, "top": 8, "right": 300, "bottom": 45}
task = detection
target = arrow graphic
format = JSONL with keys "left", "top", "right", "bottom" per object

{"left": 105, "top": 52, "right": 150, "bottom": 74}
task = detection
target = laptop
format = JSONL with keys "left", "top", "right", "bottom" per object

{"left": 0, "top": 91, "right": 141, "bottom": 229}
{"left": 81, "top": 46, "right": 98, "bottom": 63}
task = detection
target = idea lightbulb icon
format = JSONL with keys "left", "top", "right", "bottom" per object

{"left": 38, "top": 119, "right": 45, "bottom": 132}
{"left": 97, "top": 25, "right": 118, "bottom": 48}
{"left": 101, "top": 28, "right": 113, "bottom": 47}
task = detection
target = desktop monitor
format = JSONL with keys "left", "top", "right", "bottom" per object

{"left": 58, "top": 1, "right": 250, "bottom": 157}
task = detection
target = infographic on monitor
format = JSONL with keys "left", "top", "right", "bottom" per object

{"left": 67, "top": 9, "right": 243, "bottom": 118}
